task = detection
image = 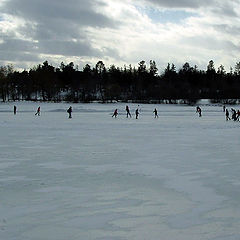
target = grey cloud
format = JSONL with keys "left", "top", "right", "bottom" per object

{"left": 180, "top": 36, "right": 239, "bottom": 52}
{"left": 37, "top": 40, "right": 101, "bottom": 57}
{"left": 0, "top": 38, "right": 37, "bottom": 53}
{"left": 0, "top": 0, "right": 121, "bottom": 66}
{"left": 1, "top": 0, "right": 115, "bottom": 28}
{"left": 0, "top": 50, "right": 41, "bottom": 62}
{"left": 211, "top": 3, "right": 238, "bottom": 17}
{"left": 141, "top": 0, "right": 215, "bottom": 9}
{"left": 213, "top": 24, "right": 240, "bottom": 36}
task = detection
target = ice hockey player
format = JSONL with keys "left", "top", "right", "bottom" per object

{"left": 135, "top": 108, "right": 139, "bottom": 119}
{"left": 35, "top": 106, "right": 40, "bottom": 116}
{"left": 231, "top": 108, "right": 237, "bottom": 121}
{"left": 225, "top": 109, "right": 231, "bottom": 121}
{"left": 196, "top": 106, "right": 202, "bottom": 117}
{"left": 14, "top": 105, "right": 17, "bottom": 115}
{"left": 223, "top": 105, "right": 226, "bottom": 112}
{"left": 112, "top": 109, "right": 118, "bottom": 118}
{"left": 126, "top": 105, "right": 131, "bottom": 118}
{"left": 153, "top": 108, "right": 158, "bottom": 118}
{"left": 67, "top": 106, "right": 72, "bottom": 118}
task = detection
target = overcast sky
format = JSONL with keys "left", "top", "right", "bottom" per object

{"left": 0, "top": 0, "right": 239, "bottom": 72}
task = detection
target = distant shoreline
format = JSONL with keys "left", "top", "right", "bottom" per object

{"left": 1, "top": 99, "right": 240, "bottom": 106}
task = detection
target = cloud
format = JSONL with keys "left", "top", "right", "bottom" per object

{"left": 140, "top": 0, "right": 214, "bottom": 9}
{"left": 0, "top": 0, "right": 239, "bottom": 71}
{"left": 1, "top": 0, "right": 115, "bottom": 28}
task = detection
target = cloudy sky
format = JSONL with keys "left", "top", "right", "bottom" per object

{"left": 0, "top": 0, "right": 239, "bottom": 72}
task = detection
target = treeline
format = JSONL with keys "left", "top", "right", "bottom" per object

{"left": 1, "top": 60, "right": 240, "bottom": 104}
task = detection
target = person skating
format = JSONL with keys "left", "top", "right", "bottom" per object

{"left": 13, "top": 105, "right": 17, "bottom": 115}
{"left": 126, "top": 105, "right": 131, "bottom": 118}
{"left": 196, "top": 106, "right": 202, "bottom": 117}
{"left": 231, "top": 108, "right": 237, "bottom": 121}
{"left": 67, "top": 106, "right": 72, "bottom": 118}
{"left": 35, "top": 106, "right": 40, "bottom": 116}
{"left": 223, "top": 105, "right": 226, "bottom": 112}
{"left": 135, "top": 108, "right": 139, "bottom": 119}
{"left": 112, "top": 109, "right": 118, "bottom": 118}
{"left": 237, "top": 110, "right": 240, "bottom": 121}
{"left": 226, "top": 109, "right": 231, "bottom": 121}
{"left": 153, "top": 108, "right": 158, "bottom": 118}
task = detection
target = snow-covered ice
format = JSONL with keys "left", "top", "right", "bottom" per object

{"left": 0, "top": 102, "right": 240, "bottom": 240}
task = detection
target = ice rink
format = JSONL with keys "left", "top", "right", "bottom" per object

{"left": 1, "top": 102, "right": 240, "bottom": 240}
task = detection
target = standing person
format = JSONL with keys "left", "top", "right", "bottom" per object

{"left": 135, "top": 108, "right": 139, "bottom": 119}
{"left": 67, "top": 106, "right": 72, "bottom": 118}
{"left": 231, "top": 108, "right": 237, "bottom": 121}
{"left": 153, "top": 108, "right": 158, "bottom": 118}
{"left": 13, "top": 105, "right": 17, "bottom": 115}
{"left": 237, "top": 110, "right": 240, "bottom": 121}
{"left": 112, "top": 109, "right": 118, "bottom": 118}
{"left": 126, "top": 105, "right": 131, "bottom": 118}
{"left": 196, "top": 106, "right": 202, "bottom": 117}
{"left": 226, "top": 109, "right": 231, "bottom": 121}
{"left": 223, "top": 105, "right": 226, "bottom": 112}
{"left": 35, "top": 106, "right": 40, "bottom": 116}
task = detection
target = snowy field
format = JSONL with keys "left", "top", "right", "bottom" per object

{"left": 0, "top": 101, "right": 240, "bottom": 240}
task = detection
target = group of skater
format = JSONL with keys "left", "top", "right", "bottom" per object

{"left": 224, "top": 106, "right": 240, "bottom": 121}
{"left": 12, "top": 105, "right": 73, "bottom": 118}
{"left": 9, "top": 104, "right": 240, "bottom": 121}
{"left": 112, "top": 105, "right": 158, "bottom": 119}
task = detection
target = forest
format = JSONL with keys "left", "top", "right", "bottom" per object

{"left": 0, "top": 60, "right": 240, "bottom": 104}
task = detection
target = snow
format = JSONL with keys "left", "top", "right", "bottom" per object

{"left": 0, "top": 101, "right": 240, "bottom": 240}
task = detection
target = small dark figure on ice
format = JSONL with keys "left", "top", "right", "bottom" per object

{"left": 226, "top": 109, "right": 231, "bottom": 121}
{"left": 153, "top": 108, "right": 158, "bottom": 118}
{"left": 112, "top": 109, "right": 118, "bottom": 118}
{"left": 237, "top": 110, "right": 240, "bottom": 121}
{"left": 196, "top": 106, "right": 202, "bottom": 117}
{"left": 231, "top": 108, "right": 237, "bottom": 121}
{"left": 14, "top": 105, "right": 17, "bottom": 115}
{"left": 126, "top": 105, "right": 131, "bottom": 118}
{"left": 35, "top": 106, "right": 40, "bottom": 116}
{"left": 135, "top": 108, "right": 139, "bottom": 119}
{"left": 223, "top": 105, "right": 226, "bottom": 112}
{"left": 67, "top": 106, "right": 72, "bottom": 118}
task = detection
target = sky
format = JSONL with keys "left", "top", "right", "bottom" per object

{"left": 0, "top": 0, "right": 240, "bottom": 73}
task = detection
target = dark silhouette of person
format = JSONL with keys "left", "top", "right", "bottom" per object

{"left": 135, "top": 108, "right": 139, "bottom": 119}
{"left": 112, "top": 109, "right": 118, "bottom": 118}
{"left": 67, "top": 106, "right": 72, "bottom": 118}
{"left": 14, "top": 105, "right": 17, "bottom": 115}
{"left": 223, "top": 105, "right": 226, "bottom": 112}
{"left": 231, "top": 108, "right": 237, "bottom": 121}
{"left": 226, "top": 109, "right": 231, "bottom": 121}
{"left": 196, "top": 106, "right": 202, "bottom": 117}
{"left": 126, "top": 105, "right": 131, "bottom": 118}
{"left": 153, "top": 108, "right": 158, "bottom": 118}
{"left": 35, "top": 106, "right": 40, "bottom": 116}
{"left": 237, "top": 110, "right": 240, "bottom": 121}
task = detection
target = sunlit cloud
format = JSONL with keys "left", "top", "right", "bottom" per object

{"left": 0, "top": 0, "right": 239, "bottom": 71}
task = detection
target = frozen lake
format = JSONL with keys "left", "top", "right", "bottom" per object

{"left": 0, "top": 102, "right": 240, "bottom": 240}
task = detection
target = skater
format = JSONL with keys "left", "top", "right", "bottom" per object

{"left": 13, "top": 105, "right": 17, "bottom": 115}
{"left": 67, "top": 106, "right": 72, "bottom": 118}
{"left": 112, "top": 109, "right": 118, "bottom": 118}
{"left": 237, "top": 110, "right": 240, "bottom": 121}
{"left": 135, "top": 108, "right": 139, "bottom": 119}
{"left": 35, "top": 106, "right": 40, "bottom": 116}
{"left": 153, "top": 108, "right": 158, "bottom": 118}
{"left": 226, "top": 109, "right": 231, "bottom": 121}
{"left": 231, "top": 108, "right": 237, "bottom": 121}
{"left": 196, "top": 106, "right": 202, "bottom": 117}
{"left": 126, "top": 105, "right": 131, "bottom": 118}
{"left": 223, "top": 105, "right": 226, "bottom": 112}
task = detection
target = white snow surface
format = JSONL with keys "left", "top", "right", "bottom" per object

{"left": 0, "top": 102, "right": 240, "bottom": 240}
